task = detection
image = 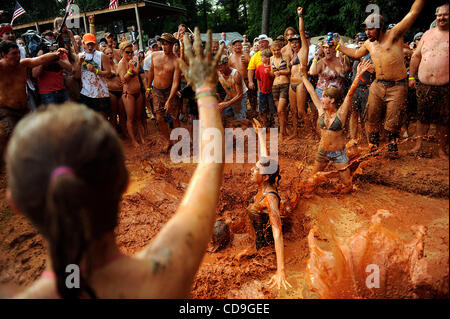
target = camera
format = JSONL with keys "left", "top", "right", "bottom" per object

{"left": 21, "top": 30, "right": 58, "bottom": 57}
{"left": 327, "top": 32, "right": 339, "bottom": 45}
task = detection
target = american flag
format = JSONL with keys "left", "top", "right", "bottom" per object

{"left": 66, "top": 0, "right": 74, "bottom": 16}
{"left": 109, "top": 0, "right": 119, "bottom": 10}
{"left": 10, "top": 1, "right": 26, "bottom": 25}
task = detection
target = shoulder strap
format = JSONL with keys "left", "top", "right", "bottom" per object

{"left": 263, "top": 191, "right": 281, "bottom": 208}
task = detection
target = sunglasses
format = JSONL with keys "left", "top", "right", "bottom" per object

{"left": 125, "top": 50, "right": 133, "bottom": 54}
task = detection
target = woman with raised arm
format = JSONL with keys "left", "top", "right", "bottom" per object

{"left": 247, "top": 119, "right": 292, "bottom": 290}
{"left": 288, "top": 7, "right": 311, "bottom": 138}
{"left": 7, "top": 28, "right": 225, "bottom": 299}
{"left": 301, "top": 59, "right": 372, "bottom": 192}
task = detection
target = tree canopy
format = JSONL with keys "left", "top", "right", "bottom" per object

{"left": 1, "top": 0, "right": 444, "bottom": 42}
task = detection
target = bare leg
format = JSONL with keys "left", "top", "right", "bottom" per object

{"left": 109, "top": 93, "right": 118, "bottom": 129}
{"left": 296, "top": 83, "right": 311, "bottom": 136}
{"left": 335, "top": 162, "right": 352, "bottom": 191}
{"left": 409, "top": 121, "right": 429, "bottom": 154}
{"left": 289, "top": 86, "right": 298, "bottom": 138}
{"left": 349, "top": 111, "right": 359, "bottom": 141}
{"left": 122, "top": 94, "right": 140, "bottom": 147}
{"left": 277, "top": 97, "right": 288, "bottom": 138}
{"left": 437, "top": 124, "right": 449, "bottom": 160}
{"left": 136, "top": 93, "right": 146, "bottom": 144}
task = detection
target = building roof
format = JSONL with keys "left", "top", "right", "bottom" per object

{"left": 12, "top": 1, "right": 185, "bottom": 32}
{"left": 200, "top": 32, "right": 243, "bottom": 43}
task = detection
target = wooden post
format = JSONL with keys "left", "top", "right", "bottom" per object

{"left": 34, "top": 22, "right": 39, "bottom": 32}
{"left": 83, "top": 12, "right": 88, "bottom": 34}
{"left": 134, "top": 3, "right": 143, "bottom": 51}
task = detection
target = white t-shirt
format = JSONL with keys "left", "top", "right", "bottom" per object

{"left": 143, "top": 53, "right": 152, "bottom": 72}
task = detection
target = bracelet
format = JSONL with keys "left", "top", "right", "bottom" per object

{"left": 196, "top": 92, "right": 216, "bottom": 99}
{"left": 198, "top": 102, "right": 219, "bottom": 110}
{"left": 82, "top": 61, "right": 87, "bottom": 66}
{"left": 89, "top": 24, "right": 94, "bottom": 27}
{"left": 95, "top": 69, "right": 99, "bottom": 75}
{"left": 335, "top": 44, "right": 340, "bottom": 51}
{"left": 298, "top": 14, "right": 303, "bottom": 17}
{"left": 127, "top": 70, "right": 134, "bottom": 76}
{"left": 313, "top": 58, "right": 318, "bottom": 63}
{"left": 409, "top": 77, "right": 415, "bottom": 80}
{"left": 359, "top": 75, "right": 365, "bottom": 82}
{"left": 146, "top": 87, "right": 152, "bottom": 91}
{"left": 196, "top": 88, "right": 214, "bottom": 94}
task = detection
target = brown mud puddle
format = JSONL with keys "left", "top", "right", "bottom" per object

{"left": 0, "top": 123, "right": 448, "bottom": 298}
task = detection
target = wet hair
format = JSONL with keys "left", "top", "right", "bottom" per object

{"left": 0, "top": 40, "right": 18, "bottom": 56}
{"left": 5, "top": 103, "right": 129, "bottom": 298}
{"left": 261, "top": 49, "right": 272, "bottom": 58}
{"left": 284, "top": 27, "right": 297, "bottom": 39}
{"left": 271, "top": 40, "right": 283, "bottom": 50}
{"left": 259, "top": 157, "right": 281, "bottom": 187}
{"left": 323, "top": 87, "right": 342, "bottom": 105}
{"left": 119, "top": 40, "right": 132, "bottom": 51}
{"left": 53, "top": 17, "right": 63, "bottom": 32}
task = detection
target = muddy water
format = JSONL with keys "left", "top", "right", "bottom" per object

{"left": 0, "top": 124, "right": 448, "bottom": 298}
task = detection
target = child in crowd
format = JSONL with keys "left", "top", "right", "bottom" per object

{"left": 255, "top": 49, "right": 275, "bottom": 127}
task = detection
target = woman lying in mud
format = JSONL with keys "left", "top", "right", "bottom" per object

{"left": 6, "top": 28, "right": 225, "bottom": 299}
{"left": 301, "top": 58, "right": 372, "bottom": 192}
{"left": 247, "top": 119, "right": 292, "bottom": 290}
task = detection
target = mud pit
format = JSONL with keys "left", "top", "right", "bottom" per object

{"left": 0, "top": 123, "right": 448, "bottom": 299}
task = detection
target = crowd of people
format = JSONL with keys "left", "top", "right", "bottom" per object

{"left": 0, "top": 0, "right": 448, "bottom": 298}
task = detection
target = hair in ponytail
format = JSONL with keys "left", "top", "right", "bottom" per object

{"left": 6, "top": 103, "right": 129, "bottom": 298}
{"left": 259, "top": 156, "right": 281, "bottom": 188}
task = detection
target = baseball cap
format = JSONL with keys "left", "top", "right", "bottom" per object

{"left": 99, "top": 38, "right": 107, "bottom": 45}
{"left": 231, "top": 38, "right": 243, "bottom": 45}
{"left": 148, "top": 38, "right": 157, "bottom": 47}
{"left": 83, "top": 33, "right": 97, "bottom": 44}
{"left": 357, "top": 32, "right": 368, "bottom": 42}
{"left": 288, "top": 34, "right": 300, "bottom": 42}
{"left": 414, "top": 32, "right": 424, "bottom": 41}
{"left": 104, "top": 32, "right": 113, "bottom": 38}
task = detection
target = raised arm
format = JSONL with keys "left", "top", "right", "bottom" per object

{"left": 301, "top": 75, "right": 324, "bottom": 114}
{"left": 391, "top": 0, "right": 426, "bottom": 40}
{"left": 298, "top": 7, "right": 309, "bottom": 68}
{"left": 338, "top": 58, "right": 372, "bottom": 124}
{"left": 88, "top": 15, "right": 95, "bottom": 35}
{"left": 135, "top": 28, "right": 225, "bottom": 298}
{"left": 252, "top": 118, "right": 268, "bottom": 157}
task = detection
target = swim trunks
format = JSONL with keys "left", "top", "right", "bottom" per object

{"left": 272, "top": 83, "right": 289, "bottom": 101}
{"left": 416, "top": 82, "right": 449, "bottom": 126}
{"left": 152, "top": 87, "right": 180, "bottom": 118}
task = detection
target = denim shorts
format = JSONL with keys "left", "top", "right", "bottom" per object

{"left": 40, "top": 89, "right": 69, "bottom": 107}
{"left": 222, "top": 93, "right": 248, "bottom": 121}
{"left": 315, "top": 148, "right": 349, "bottom": 164}
{"left": 258, "top": 92, "right": 274, "bottom": 114}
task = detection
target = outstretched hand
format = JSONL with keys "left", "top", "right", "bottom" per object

{"left": 268, "top": 270, "right": 292, "bottom": 290}
{"left": 252, "top": 118, "right": 263, "bottom": 134}
{"left": 178, "top": 28, "right": 225, "bottom": 91}
{"left": 357, "top": 58, "right": 372, "bottom": 75}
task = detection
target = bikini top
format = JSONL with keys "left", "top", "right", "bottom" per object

{"left": 248, "top": 190, "right": 281, "bottom": 214}
{"left": 318, "top": 113, "right": 343, "bottom": 131}
{"left": 272, "top": 58, "right": 288, "bottom": 72}
{"left": 317, "top": 58, "right": 346, "bottom": 91}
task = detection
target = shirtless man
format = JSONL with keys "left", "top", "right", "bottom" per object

{"left": 229, "top": 39, "right": 250, "bottom": 93}
{"left": 409, "top": 3, "right": 449, "bottom": 159}
{"left": 118, "top": 41, "right": 145, "bottom": 147}
{"left": 0, "top": 41, "right": 67, "bottom": 156}
{"left": 145, "top": 33, "right": 181, "bottom": 152}
{"left": 337, "top": 0, "right": 426, "bottom": 157}
{"left": 217, "top": 55, "right": 248, "bottom": 122}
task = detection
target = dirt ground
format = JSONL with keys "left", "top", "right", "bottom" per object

{"left": 0, "top": 120, "right": 448, "bottom": 299}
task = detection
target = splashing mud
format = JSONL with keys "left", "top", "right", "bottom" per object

{"left": 306, "top": 210, "right": 434, "bottom": 298}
